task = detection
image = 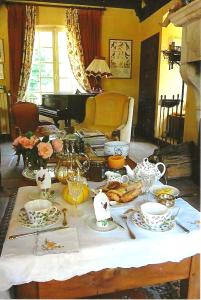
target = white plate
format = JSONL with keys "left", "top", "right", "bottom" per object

{"left": 150, "top": 185, "right": 180, "bottom": 198}
{"left": 130, "top": 211, "right": 175, "bottom": 232}
{"left": 87, "top": 217, "right": 117, "bottom": 232}
{"left": 109, "top": 199, "right": 136, "bottom": 208}
{"left": 18, "top": 208, "right": 61, "bottom": 229}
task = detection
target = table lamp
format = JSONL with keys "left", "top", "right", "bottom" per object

{"left": 86, "top": 57, "right": 112, "bottom": 92}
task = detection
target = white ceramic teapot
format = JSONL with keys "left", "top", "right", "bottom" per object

{"left": 125, "top": 158, "right": 166, "bottom": 184}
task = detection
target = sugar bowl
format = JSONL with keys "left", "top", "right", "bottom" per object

{"left": 157, "top": 193, "right": 176, "bottom": 208}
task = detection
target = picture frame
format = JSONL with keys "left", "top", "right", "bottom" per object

{"left": 0, "top": 64, "right": 4, "bottom": 79}
{"left": 0, "top": 39, "right": 4, "bottom": 63}
{"left": 109, "top": 39, "right": 132, "bottom": 79}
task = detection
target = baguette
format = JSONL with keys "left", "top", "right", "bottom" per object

{"left": 120, "top": 188, "right": 142, "bottom": 203}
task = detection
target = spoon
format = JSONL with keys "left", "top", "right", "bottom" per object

{"left": 62, "top": 208, "right": 68, "bottom": 226}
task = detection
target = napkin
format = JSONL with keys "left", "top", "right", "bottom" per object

{"left": 35, "top": 227, "right": 79, "bottom": 256}
{"left": 175, "top": 199, "right": 200, "bottom": 232}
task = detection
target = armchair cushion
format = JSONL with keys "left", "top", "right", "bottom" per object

{"left": 75, "top": 92, "right": 134, "bottom": 142}
{"left": 94, "top": 93, "right": 128, "bottom": 127}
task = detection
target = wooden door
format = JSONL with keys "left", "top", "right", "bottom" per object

{"left": 136, "top": 33, "right": 159, "bottom": 141}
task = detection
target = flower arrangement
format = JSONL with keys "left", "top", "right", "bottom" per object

{"left": 13, "top": 131, "right": 63, "bottom": 170}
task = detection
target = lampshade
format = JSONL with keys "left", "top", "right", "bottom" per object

{"left": 86, "top": 57, "right": 112, "bottom": 78}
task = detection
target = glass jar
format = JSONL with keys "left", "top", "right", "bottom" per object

{"left": 86, "top": 160, "right": 106, "bottom": 182}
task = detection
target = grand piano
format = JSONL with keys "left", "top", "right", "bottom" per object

{"left": 38, "top": 93, "right": 95, "bottom": 127}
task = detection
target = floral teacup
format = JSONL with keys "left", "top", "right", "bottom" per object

{"left": 140, "top": 202, "right": 171, "bottom": 228}
{"left": 24, "top": 199, "right": 58, "bottom": 226}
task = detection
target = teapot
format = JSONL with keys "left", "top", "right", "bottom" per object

{"left": 125, "top": 158, "right": 166, "bottom": 184}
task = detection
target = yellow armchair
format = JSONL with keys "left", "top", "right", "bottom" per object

{"left": 75, "top": 92, "right": 134, "bottom": 142}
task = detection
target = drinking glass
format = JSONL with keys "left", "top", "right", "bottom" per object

{"left": 141, "top": 174, "right": 156, "bottom": 201}
{"left": 67, "top": 175, "right": 83, "bottom": 217}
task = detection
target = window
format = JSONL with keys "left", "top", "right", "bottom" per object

{"left": 26, "top": 27, "right": 84, "bottom": 104}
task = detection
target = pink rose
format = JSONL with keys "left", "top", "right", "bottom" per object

{"left": 37, "top": 142, "right": 53, "bottom": 159}
{"left": 52, "top": 139, "right": 63, "bottom": 153}
{"left": 18, "top": 136, "right": 36, "bottom": 149}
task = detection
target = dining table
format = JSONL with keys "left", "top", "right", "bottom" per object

{"left": 0, "top": 157, "right": 200, "bottom": 299}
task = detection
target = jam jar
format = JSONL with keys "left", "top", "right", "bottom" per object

{"left": 86, "top": 159, "right": 106, "bottom": 182}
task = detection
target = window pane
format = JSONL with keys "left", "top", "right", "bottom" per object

{"left": 59, "top": 79, "right": 73, "bottom": 92}
{"left": 33, "top": 48, "right": 40, "bottom": 63}
{"left": 39, "top": 32, "right": 52, "bottom": 47}
{"left": 58, "top": 31, "right": 67, "bottom": 47}
{"left": 26, "top": 92, "right": 41, "bottom": 105}
{"left": 31, "top": 64, "right": 40, "bottom": 78}
{"left": 59, "top": 63, "right": 70, "bottom": 77}
{"left": 41, "top": 78, "right": 54, "bottom": 92}
{"left": 58, "top": 47, "right": 68, "bottom": 63}
{"left": 28, "top": 79, "right": 40, "bottom": 91}
{"left": 39, "top": 48, "right": 53, "bottom": 62}
{"left": 41, "top": 63, "right": 53, "bottom": 77}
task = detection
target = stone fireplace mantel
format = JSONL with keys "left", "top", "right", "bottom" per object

{"left": 169, "top": 0, "right": 201, "bottom": 133}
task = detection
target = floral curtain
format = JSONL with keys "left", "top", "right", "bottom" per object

{"left": 18, "top": 6, "right": 36, "bottom": 101}
{"left": 65, "top": 8, "right": 91, "bottom": 92}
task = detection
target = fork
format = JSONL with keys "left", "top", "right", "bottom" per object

{"left": 121, "top": 214, "right": 136, "bottom": 239}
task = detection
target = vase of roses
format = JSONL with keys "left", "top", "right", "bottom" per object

{"left": 13, "top": 131, "right": 63, "bottom": 179}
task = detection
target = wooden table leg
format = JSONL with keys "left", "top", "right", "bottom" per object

{"left": 187, "top": 254, "right": 200, "bottom": 299}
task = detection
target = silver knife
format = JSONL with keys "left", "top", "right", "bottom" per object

{"left": 176, "top": 221, "right": 190, "bottom": 233}
{"left": 9, "top": 226, "right": 69, "bottom": 240}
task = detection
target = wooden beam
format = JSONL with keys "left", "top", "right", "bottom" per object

{"left": 4, "top": 0, "right": 136, "bottom": 9}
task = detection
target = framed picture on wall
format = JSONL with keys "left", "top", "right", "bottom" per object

{"left": 0, "top": 39, "right": 4, "bottom": 63}
{"left": 0, "top": 64, "right": 4, "bottom": 79}
{"left": 109, "top": 39, "right": 132, "bottom": 79}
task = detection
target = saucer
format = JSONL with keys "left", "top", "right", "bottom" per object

{"left": 87, "top": 217, "right": 117, "bottom": 232}
{"left": 18, "top": 207, "right": 61, "bottom": 228}
{"left": 28, "top": 190, "right": 57, "bottom": 201}
{"left": 131, "top": 211, "right": 175, "bottom": 232}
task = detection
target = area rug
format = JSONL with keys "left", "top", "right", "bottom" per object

{"left": 0, "top": 194, "right": 182, "bottom": 299}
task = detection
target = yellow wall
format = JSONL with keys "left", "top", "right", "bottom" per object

{"left": 0, "top": 1, "right": 198, "bottom": 143}
{"left": 101, "top": 8, "right": 140, "bottom": 124}
{"left": 0, "top": 5, "right": 10, "bottom": 89}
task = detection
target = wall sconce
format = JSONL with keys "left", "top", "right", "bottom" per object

{"left": 162, "top": 42, "right": 181, "bottom": 70}
{"left": 86, "top": 57, "right": 112, "bottom": 92}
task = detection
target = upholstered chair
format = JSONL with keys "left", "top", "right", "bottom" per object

{"left": 11, "top": 101, "right": 54, "bottom": 165}
{"left": 75, "top": 92, "right": 134, "bottom": 142}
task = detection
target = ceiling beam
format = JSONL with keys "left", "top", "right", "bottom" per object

{"left": 3, "top": 0, "right": 172, "bottom": 21}
{"left": 4, "top": 0, "right": 137, "bottom": 9}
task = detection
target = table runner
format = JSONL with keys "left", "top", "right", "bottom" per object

{"left": 0, "top": 193, "right": 16, "bottom": 255}
{"left": 0, "top": 183, "right": 200, "bottom": 292}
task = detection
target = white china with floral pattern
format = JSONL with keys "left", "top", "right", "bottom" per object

{"left": 140, "top": 202, "right": 171, "bottom": 227}
{"left": 18, "top": 207, "right": 61, "bottom": 228}
{"left": 131, "top": 211, "right": 175, "bottom": 232}
{"left": 24, "top": 199, "right": 59, "bottom": 226}
{"left": 87, "top": 217, "right": 117, "bottom": 232}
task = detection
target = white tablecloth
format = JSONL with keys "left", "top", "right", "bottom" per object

{"left": 0, "top": 182, "right": 200, "bottom": 292}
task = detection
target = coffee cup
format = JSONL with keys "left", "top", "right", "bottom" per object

{"left": 140, "top": 202, "right": 171, "bottom": 227}
{"left": 24, "top": 199, "right": 58, "bottom": 226}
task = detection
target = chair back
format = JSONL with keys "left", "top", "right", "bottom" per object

{"left": 94, "top": 92, "right": 129, "bottom": 127}
{"left": 11, "top": 101, "right": 40, "bottom": 138}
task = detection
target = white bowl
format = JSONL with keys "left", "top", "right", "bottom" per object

{"left": 150, "top": 185, "right": 180, "bottom": 197}
{"left": 104, "top": 141, "right": 129, "bottom": 157}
